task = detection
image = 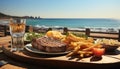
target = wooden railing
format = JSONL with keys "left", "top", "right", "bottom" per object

{"left": 0, "top": 25, "right": 120, "bottom": 41}
{"left": 63, "top": 27, "right": 119, "bottom": 41}
{"left": 0, "top": 25, "right": 30, "bottom": 37}
{"left": 0, "top": 25, "right": 7, "bottom": 36}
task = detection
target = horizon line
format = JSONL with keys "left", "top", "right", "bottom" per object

{"left": 0, "top": 12, "right": 120, "bottom": 20}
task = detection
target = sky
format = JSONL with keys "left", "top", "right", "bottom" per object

{"left": 0, "top": 0, "right": 120, "bottom": 19}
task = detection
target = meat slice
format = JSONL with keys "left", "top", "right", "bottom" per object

{"left": 32, "top": 36, "right": 66, "bottom": 53}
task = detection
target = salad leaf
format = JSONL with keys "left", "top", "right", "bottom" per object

{"left": 25, "top": 32, "right": 45, "bottom": 41}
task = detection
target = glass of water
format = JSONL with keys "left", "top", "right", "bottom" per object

{"left": 9, "top": 18, "right": 26, "bottom": 51}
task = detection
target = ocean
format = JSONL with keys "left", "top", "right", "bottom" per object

{"left": 26, "top": 18, "right": 120, "bottom": 32}
{"left": 0, "top": 18, "right": 120, "bottom": 32}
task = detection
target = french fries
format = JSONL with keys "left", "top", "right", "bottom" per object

{"left": 65, "top": 33, "right": 101, "bottom": 58}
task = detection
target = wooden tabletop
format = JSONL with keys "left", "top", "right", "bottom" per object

{"left": 0, "top": 36, "right": 49, "bottom": 69}
{"left": 0, "top": 36, "right": 120, "bottom": 69}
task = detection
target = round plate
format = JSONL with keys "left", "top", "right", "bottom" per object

{"left": 25, "top": 44, "right": 71, "bottom": 55}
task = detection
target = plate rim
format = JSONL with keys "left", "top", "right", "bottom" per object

{"left": 25, "top": 43, "right": 71, "bottom": 55}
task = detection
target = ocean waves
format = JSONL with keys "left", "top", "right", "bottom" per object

{"left": 34, "top": 24, "right": 119, "bottom": 33}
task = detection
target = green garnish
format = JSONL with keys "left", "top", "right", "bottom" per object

{"left": 25, "top": 32, "right": 45, "bottom": 41}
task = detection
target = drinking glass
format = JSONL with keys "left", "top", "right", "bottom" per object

{"left": 9, "top": 18, "right": 26, "bottom": 51}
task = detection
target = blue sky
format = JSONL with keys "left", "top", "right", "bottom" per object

{"left": 0, "top": 0, "right": 120, "bottom": 19}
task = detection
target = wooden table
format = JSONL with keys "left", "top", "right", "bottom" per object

{"left": 0, "top": 36, "right": 49, "bottom": 69}
{"left": 0, "top": 36, "right": 120, "bottom": 69}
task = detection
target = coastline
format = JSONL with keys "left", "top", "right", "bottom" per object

{"left": 0, "top": 22, "right": 119, "bottom": 41}
{"left": 35, "top": 25, "right": 119, "bottom": 33}
{"left": 0, "top": 19, "right": 119, "bottom": 33}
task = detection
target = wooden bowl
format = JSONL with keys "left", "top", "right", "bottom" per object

{"left": 102, "top": 44, "right": 119, "bottom": 52}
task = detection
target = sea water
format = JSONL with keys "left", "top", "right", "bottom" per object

{"left": 1, "top": 18, "right": 120, "bottom": 32}
{"left": 26, "top": 18, "right": 120, "bottom": 32}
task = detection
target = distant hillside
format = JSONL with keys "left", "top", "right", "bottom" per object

{"left": 0, "top": 12, "right": 20, "bottom": 19}
{"left": 0, "top": 12, "right": 10, "bottom": 17}
{"left": 0, "top": 12, "right": 41, "bottom": 19}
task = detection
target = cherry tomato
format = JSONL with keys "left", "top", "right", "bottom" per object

{"left": 92, "top": 48, "right": 105, "bottom": 57}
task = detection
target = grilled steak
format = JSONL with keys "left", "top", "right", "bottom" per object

{"left": 32, "top": 36, "right": 66, "bottom": 53}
